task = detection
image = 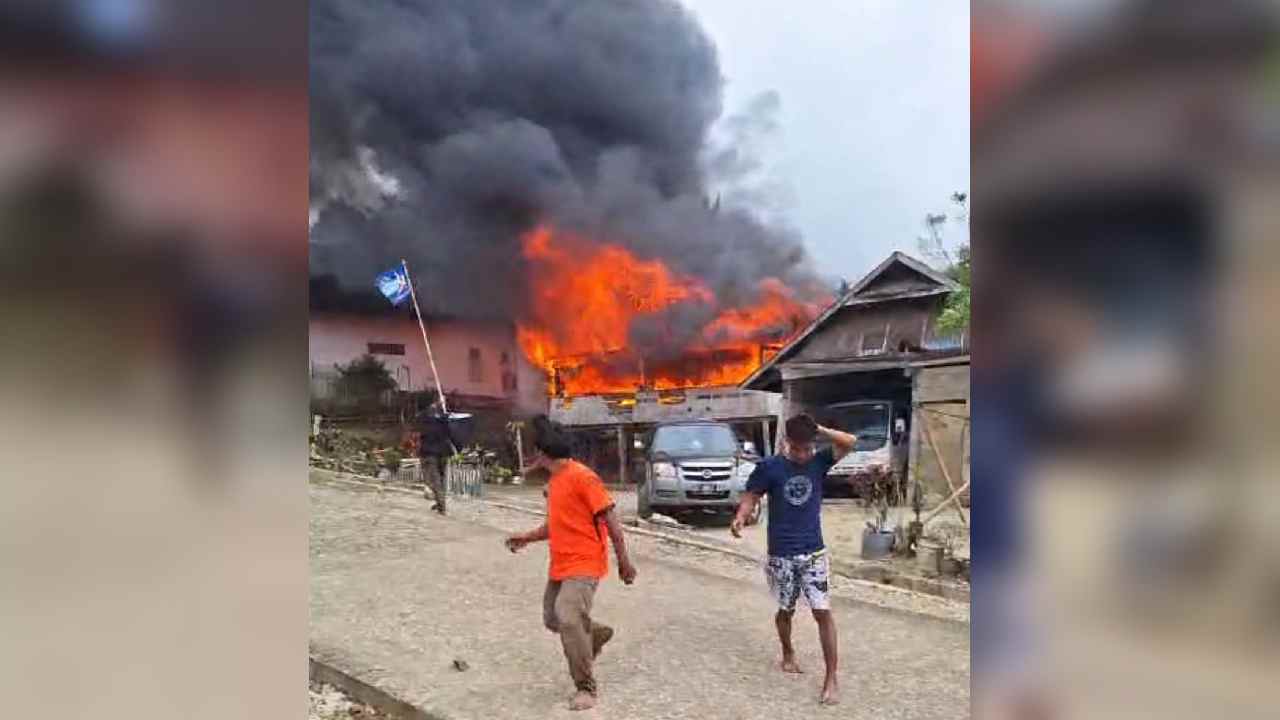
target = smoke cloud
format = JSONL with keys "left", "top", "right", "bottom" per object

{"left": 310, "top": 0, "right": 822, "bottom": 331}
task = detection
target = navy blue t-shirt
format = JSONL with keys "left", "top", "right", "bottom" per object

{"left": 746, "top": 447, "right": 836, "bottom": 557}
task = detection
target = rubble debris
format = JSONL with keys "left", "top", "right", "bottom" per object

{"left": 309, "top": 681, "right": 382, "bottom": 720}
{"left": 647, "top": 513, "right": 683, "bottom": 528}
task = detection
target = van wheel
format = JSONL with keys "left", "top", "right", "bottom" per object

{"left": 637, "top": 483, "right": 653, "bottom": 519}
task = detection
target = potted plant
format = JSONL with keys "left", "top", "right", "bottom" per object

{"left": 380, "top": 448, "right": 405, "bottom": 482}
{"left": 490, "top": 466, "right": 515, "bottom": 485}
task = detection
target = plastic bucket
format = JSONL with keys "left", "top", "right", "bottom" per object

{"left": 861, "top": 530, "right": 895, "bottom": 560}
{"left": 916, "top": 541, "right": 943, "bottom": 575}
{"left": 940, "top": 556, "right": 962, "bottom": 577}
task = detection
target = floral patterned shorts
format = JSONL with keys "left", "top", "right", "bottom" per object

{"left": 765, "top": 549, "right": 830, "bottom": 612}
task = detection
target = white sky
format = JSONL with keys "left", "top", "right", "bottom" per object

{"left": 684, "top": 0, "right": 971, "bottom": 283}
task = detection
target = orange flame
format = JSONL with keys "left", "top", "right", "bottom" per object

{"left": 517, "top": 224, "right": 826, "bottom": 396}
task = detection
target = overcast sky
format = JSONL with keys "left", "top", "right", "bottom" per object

{"left": 684, "top": 0, "right": 970, "bottom": 283}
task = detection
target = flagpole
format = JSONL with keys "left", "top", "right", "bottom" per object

{"left": 401, "top": 258, "right": 449, "bottom": 416}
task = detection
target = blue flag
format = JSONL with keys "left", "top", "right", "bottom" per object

{"left": 375, "top": 266, "right": 412, "bottom": 306}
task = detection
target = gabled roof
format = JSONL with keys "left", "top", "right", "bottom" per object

{"left": 740, "top": 252, "right": 958, "bottom": 391}
{"left": 845, "top": 251, "right": 959, "bottom": 297}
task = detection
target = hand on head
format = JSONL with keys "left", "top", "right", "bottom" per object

{"left": 783, "top": 413, "right": 819, "bottom": 463}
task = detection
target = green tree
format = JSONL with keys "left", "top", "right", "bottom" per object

{"left": 334, "top": 354, "right": 398, "bottom": 411}
{"left": 936, "top": 244, "right": 970, "bottom": 335}
{"left": 919, "top": 191, "right": 970, "bottom": 334}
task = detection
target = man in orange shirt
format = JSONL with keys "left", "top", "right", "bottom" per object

{"left": 505, "top": 416, "right": 637, "bottom": 711}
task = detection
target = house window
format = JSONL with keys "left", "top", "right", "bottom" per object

{"left": 860, "top": 327, "right": 887, "bottom": 356}
{"left": 367, "top": 342, "right": 405, "bottom": 356}
{"left": 468, "top": 347, "right": 484, "bottom": 383}
{"left": 499, "top": 351, "right": 516, "bottom": 391}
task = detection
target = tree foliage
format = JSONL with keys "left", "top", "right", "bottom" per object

{"left": 334, "top": 354, "right": 398, "bottom": 410}
{"left": 936, "top": 244, "right": 970, "bottom": 335}
{"left": 919, "top": 191, "right": 970, "bottom": 335}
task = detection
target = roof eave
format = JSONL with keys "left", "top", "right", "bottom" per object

{"left": 842, "top": 287, "right": 952, "bottom": 306}
{"left": 738, "top": 251, "right": 960, "bottom": 391}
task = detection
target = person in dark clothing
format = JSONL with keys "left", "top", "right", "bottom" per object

{"left": 417, "top": 404, "right": 456, "bottom": 515}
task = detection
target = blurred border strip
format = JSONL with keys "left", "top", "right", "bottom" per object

{"left": 0, "top": 0, "right": 306, "bottom": 82}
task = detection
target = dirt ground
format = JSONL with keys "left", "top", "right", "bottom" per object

{"left": 310, "top": 474, "right": 970, "bottom": 719}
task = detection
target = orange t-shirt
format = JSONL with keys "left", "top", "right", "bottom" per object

{"left": 546, "top": 460, "right": 615, "bottom": 581}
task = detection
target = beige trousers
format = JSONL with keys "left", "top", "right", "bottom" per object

{"left": 542, "top": 577, "right": 611, "bottom": 694}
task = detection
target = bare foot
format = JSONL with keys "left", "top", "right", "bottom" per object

{"left": 592, "top": 626, "right": 615, "bottom": 659}
{"left": 780, "top": 657, "right": 804, "bottom": 674}
{"left": 820, "top": 677, "right": 840, "bottom": 706}
{"left": 569, "top": 691, "right": 597, "bottom": 711}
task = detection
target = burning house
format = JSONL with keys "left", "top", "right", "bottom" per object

{"left": 308, "top": 0, "right": 836, "bottom": 478}
{"left": 512, "top": 223, "right": 822, "bottom": 483}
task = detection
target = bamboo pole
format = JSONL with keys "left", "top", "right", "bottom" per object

{"left": 401, "top": 258, "right": 448, "bottom": 415}
{"left": 921, "top": 477, "right": 971, "bottom": 526}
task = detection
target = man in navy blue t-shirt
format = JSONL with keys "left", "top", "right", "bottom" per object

{"left": 731, "top": 414, "right": 856, "bottom": 706}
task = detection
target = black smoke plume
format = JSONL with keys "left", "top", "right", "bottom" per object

{"left": 310, "top": 0, "right": 821, "bottom": 350}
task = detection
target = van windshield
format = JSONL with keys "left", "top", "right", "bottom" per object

{"left": 652, "top": 424, "right": 738, "bottom": 456}
{"left": 824, "top": 403, "right": 890, "bottom": 451}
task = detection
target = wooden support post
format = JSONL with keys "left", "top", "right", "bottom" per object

{"left": 617, "top": 426, "right": 628, "bottom": 486}
{"left": 760, "top": 419, "right": 772, "bottom": 456}
{"left": 919, "top": 409, "right": 968, "bottom": 527}
{"left": 514, "top": 423, "right": 526, "bottom": 479}
{"left": 777, "top": 380, "right": 794, "bottom": 454}
{"left": 909, "top": 405, "right": 923, "bottom": 517}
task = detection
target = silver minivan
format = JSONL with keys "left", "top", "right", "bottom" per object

{"left": 636, "top": 420, "right": 760, "bottom": 523}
